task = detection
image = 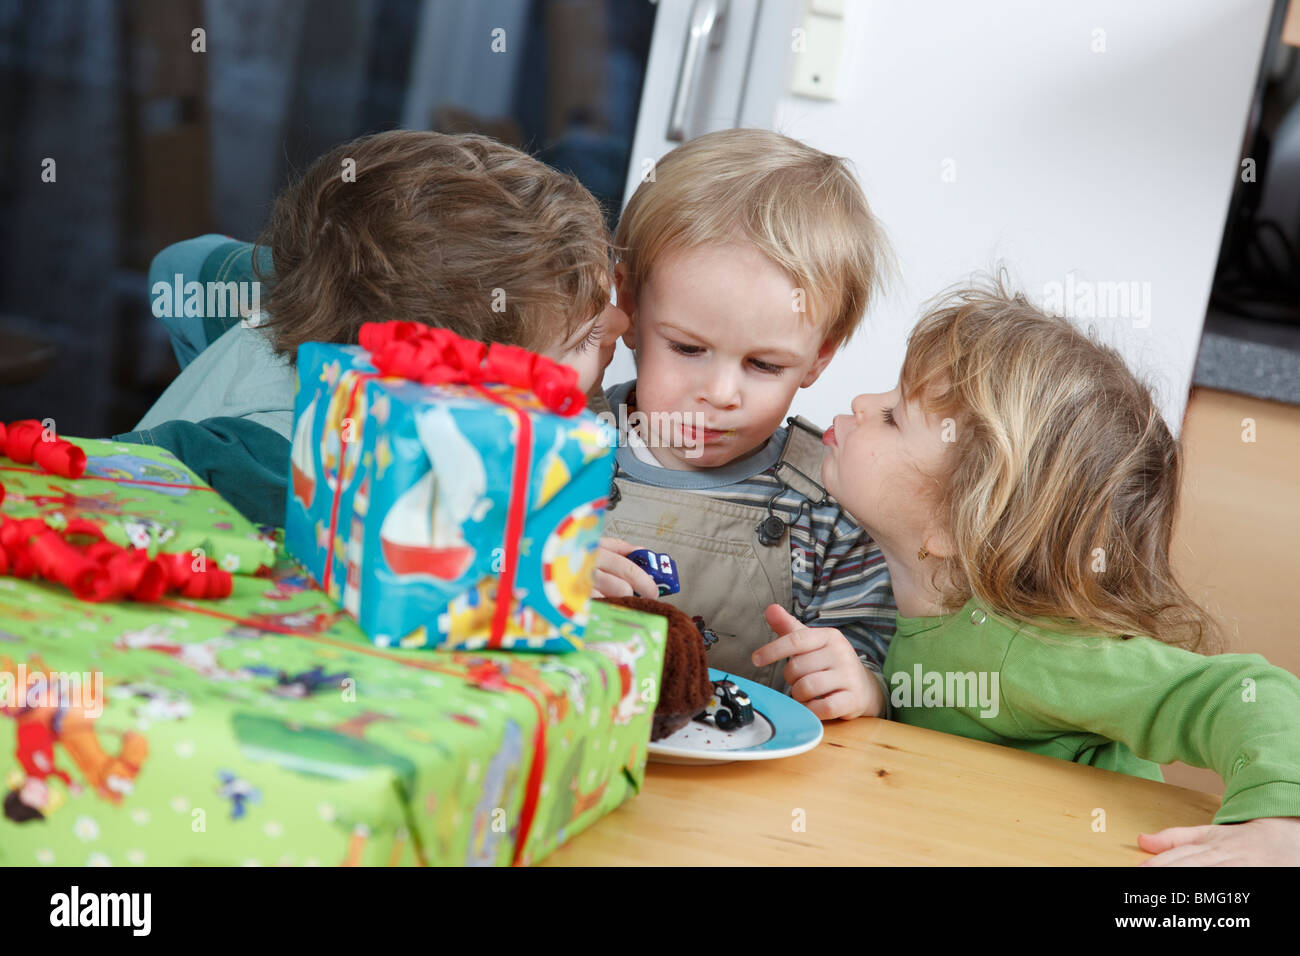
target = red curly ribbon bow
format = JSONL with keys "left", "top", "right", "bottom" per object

{"left": 357, "top": 322, "right": 587, "bottom": 417}
{"left": 0, "top": 420, "right": 232, "bottom": 602}
{"left": 0, "top": 516, "right": 231, "bottom": 603}
{"left": 1, "top": 419, "right": 87, "bottom": 478}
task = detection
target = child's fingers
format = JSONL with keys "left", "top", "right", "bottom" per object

{"left": 782, "top": 647, "right": 838, "bottom": 685}
{"left": 752, "top": 625, "right": 827, "bottom": 668}
{"left": 789, "top": 670, "right": 842, "bottom": 704}
{"left": 1137, "top": 844, "right": 1219, "bottom": 867}
{"left": 802, "top": 689, "right": 857, "bottom": 721}
{"left": 593, "top": 569, "right": 633, "bottom": 598}
{"left": 600, "top": 536, "right": 640, "bottom": 556}
{"left": 1136, "top": 825, "right": 1213, "bottom": 854}
{"left": 1137, "top": 826, "right": 1218, "bottom": 867}
{"left": 764, "top": 603, "right": 802, "bottom": 636}
{"left": 595, "top": 547, "right": 658, "bottom": 598}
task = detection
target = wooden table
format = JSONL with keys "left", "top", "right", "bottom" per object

{"left": 542, "top": 717, "right": 1221, "bottom": 865}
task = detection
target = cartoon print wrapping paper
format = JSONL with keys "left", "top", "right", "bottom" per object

{"left": 0, "top": 551, "right": 665, "bottom": 866}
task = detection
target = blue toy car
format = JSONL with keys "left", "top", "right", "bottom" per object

{"left": 627, "top": 548, "right": 680, "bottom": 596}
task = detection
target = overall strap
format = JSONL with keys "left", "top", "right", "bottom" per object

{"left": 773, "top": 416, "right": 829, "bottom": 505}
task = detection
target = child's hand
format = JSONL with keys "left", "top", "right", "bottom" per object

{"left": 1138, "top": 816, "right": 1300, "bottom": 866}
{"left": 593, "top": 537, "right": 659, "bottom": 599}
{"left": 753, "top": 604, "right": 884, "bottom": 720}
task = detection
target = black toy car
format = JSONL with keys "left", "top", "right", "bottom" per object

{"left": 695, "top": 678, "right": 755, "bottom": 731}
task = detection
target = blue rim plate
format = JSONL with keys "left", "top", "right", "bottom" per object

{"left": 646, "top": 668, "right": 824, "bottom": 765}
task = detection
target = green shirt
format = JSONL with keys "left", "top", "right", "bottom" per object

{"left": 885, "top": 599, "right": 1300, "bottom": 824}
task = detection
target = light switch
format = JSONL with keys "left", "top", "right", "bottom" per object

{"left": 790, "top": 9, "right": 845, "bottom": 101}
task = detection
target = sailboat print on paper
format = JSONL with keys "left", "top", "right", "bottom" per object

{"left": 378, "top": 404, "right": 490, "bottom": 582}
{"left": 290, "top": 393, "right": 319, "bottom": 510}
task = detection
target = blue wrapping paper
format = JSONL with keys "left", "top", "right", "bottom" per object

{"left": 284, "top": 342, "right": 616, "bottom": 652}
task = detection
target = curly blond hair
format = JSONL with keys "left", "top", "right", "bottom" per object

{"left": 902, "top": 277, "right": 1220, "bottom": 652}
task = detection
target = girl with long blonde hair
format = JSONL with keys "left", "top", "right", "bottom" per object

{"left": 804, "top": 279, "right": 1300, "bottom": 865}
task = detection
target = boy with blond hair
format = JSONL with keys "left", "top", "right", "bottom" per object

{"left": 120, "top": 130, "right": 626, "bottom": 525}
{"left": 596, "top": 128, "right": 896, "bottom": 721}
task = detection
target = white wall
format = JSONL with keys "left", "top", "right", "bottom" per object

{"left": 608, "top": 0, "right": 1272, "bottom": 433}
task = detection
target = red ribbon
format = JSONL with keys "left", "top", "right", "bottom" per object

{"left": 1, "top": 420, "right": 87, "bottom": 479}
{"left": 357, "top": 322, "right": 586, "bottom": 417}
{"left": 0, "top": 516, "right": 230, "bottom": 602}
{"left": 323, "top": 322, "right": 583, "bottom": 647}
{"left": 0, "top": 516, "right": 231, "bottom": 602}
{"left": 0, "top": 421, "right": 233, "bottom": 602}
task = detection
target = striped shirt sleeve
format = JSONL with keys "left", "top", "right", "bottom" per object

{"left": 786, "top": 492, "right": 897, "bottom": 715}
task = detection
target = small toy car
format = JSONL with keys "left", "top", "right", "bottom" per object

{"left": 627, "top": 548, "right": 680, "bottom": 596}
{"left": 695, "top": 679, "right": 754, "bottom": 731}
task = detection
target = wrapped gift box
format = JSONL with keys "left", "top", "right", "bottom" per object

{"left": 0, "top": 436, "right": 275, "bottom": 575}
{"left": 0, "top": 552, "right": 665, "bottom": 866}
{"left": 284, "top": 332, "right": 616, "bottom": 652}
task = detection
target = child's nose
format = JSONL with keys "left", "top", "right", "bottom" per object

{"left": 600, "top": 304, "right": 629, "bottom": 342}
{"left": 700, "top": 365, "right": 741, "bottom": 409}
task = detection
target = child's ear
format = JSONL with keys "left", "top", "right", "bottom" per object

{"left": 922, "top": 525, "right": 956, "bottom": 563}
{"left": 613, "top": 263, "right": 638, "bottom": 349}
{"left": 799, "top": 337, "right": 840, "bottom": 389}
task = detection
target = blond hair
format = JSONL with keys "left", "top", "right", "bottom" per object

{"left": 255, "top": 130, "right": 611, "bottom": 362}
{"left": 614, "top": 128, "right": 891, "bottom": 346}
{"left": 902, "top": 277, "right": 1220, "bottom": 652}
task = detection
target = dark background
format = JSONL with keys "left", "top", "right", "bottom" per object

{"left": 0, "top": 0, "right": 654, "bottom": 437}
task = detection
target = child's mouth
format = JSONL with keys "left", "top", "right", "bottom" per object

{"left": 682, "top": 424, "right": 731, "bottom": 444}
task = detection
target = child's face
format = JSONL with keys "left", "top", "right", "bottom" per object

{"left": 617, "top": 243, "right": 835, "bottom": 470}
{"left": 821, "top": 387, "right": 952, "bottom": 549}
{"left": 544, "top": 303, "right": 629, "bottom": 393}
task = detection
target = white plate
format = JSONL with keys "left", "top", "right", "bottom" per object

{"left": 647, "top": 668, "right": 824, "bottom": 765}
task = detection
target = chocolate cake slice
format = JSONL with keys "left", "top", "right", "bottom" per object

{"left": 599, "top": 595, "right": 712, "bottom": 741}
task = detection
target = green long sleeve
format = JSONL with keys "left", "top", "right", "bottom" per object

{"left": 886, "top": 602, "right": 1300, "bottom": 824}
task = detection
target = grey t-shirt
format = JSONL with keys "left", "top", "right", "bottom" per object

{"left": 135, "top": 319, "right": 295, "bottom": 440}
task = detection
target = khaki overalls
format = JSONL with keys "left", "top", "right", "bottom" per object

{"left": 603, "top": 418, "right": 829, "bottom": 690}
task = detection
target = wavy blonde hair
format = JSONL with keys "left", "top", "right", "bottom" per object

{"left": 901, "top": 278, "right": 1220, "bottom": 652}
{"left": 255, "top": 130, "right": 611, "bottom": 362}
{"left": 615, "top": 128, "right": 892, "bottom": 346}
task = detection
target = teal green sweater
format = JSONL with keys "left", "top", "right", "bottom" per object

{"left": 114, "top": 418, "right": 289, "bottom": 527}
{"left": 885, "top": 600, "right": 1300, "bottom": 824}
{"left": 116, "top": 238, "right": 291, "bottom": 527}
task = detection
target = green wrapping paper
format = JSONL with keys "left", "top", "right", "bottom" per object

{"left": 0, "top": 436, "right": 276, "bottom": 575}
{"left": 0, "top": 552, "right": 665, "bottom": 866}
